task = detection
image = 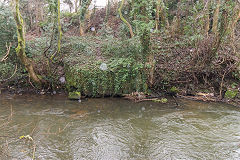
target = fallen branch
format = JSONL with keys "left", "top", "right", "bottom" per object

{"left": 178, "top": 94, "right": 217, "bottom": 102}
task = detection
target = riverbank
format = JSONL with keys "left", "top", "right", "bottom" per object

{"left": 1, "top": 35, "right": 240, "bottom": 107}
{"left": 1, "top": 87, "right": 239, "bottom": 108}
{"left": 1, "top": 2, "right": 240, "bottom": 107}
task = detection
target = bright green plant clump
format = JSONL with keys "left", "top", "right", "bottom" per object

{"left": 170, "top": 86, "right": 179, "bottom": 94}
{"left": 153, "top": 98, "right": 168, "bottom": 103}
{"left": 68, "top": 91, "right": 81, "bottom": 100}
{"left": 225, "top": 89, "right": 238, "bottom": 99}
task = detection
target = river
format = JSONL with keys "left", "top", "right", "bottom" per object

{"left": 0, "top": 94, "right": 240, "bottom": 160}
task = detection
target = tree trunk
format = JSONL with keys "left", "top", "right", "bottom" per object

{"left": 212, "top": 0, "right": 221, "bottom": 34}
{"left": 79, "top": 0, "right": 92, "bottom": 36}
{"left": 35, "top": 0, "right": 40, "bottom": 34}
{"left": 155, "top": 0, "right": 160, "bottom": 30}
{"left": 118, "top": 0, "right": 134, "bottom": 38}
{"left": 156, "top": 0, "right": 170, "bottom": 30}
{"left": 79, "top": 23, "right": 85, "bottom": 36}
{"left": 228, "top": 4, "right": 240, "bottom": 40}
{"left": 105, "top": 0, "right": 110, "bottom": 23}
{"left": 159, "top": 0, "right": 169, "bottom": 29}
{"left": 14, "top": 0, "right": 42, "bottom": 84}
{"left": 75, "top": 0, "right": 79, "bottom": 13}
{"left": 202, "top": 0, "right": 210, "bottom": 36}
{"left": 57, "top": 0, "right": 62, "bottom": 54}
{"left": 34, "top": 0, "right": 44, "bottom": 35}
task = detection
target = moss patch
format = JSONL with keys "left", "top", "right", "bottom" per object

{"left": 225, "top": 89, "right": 238, "bottom": 99}
{"left": 68, "top": 91, "right": 81, "bottom": 100}
{"left": 153, "top": 98, "right": 168, "bottom": 103}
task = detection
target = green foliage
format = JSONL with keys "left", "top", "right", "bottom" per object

{"left": 79, "top": 0, "right": 92, "bottom": 21}
{"left": 153, "top": 98, "right": 168, "bottom": 103}
{"left": 26, "top": 37, "right": 49, "bottom": 58}
{"left": 62, "top": 36, "right": 100, "bottom": 63}
{"left": 0, "top": 5, "right": 17, "bottom": 56}
{"left": 232, "top": 71, "right": 240, "bottom": 81}
{"left": 42, "top": 0, "right": 59, "bottom": 41}
{"left": 180, "top": 1, "right": 205, "bottom": 43}
{"left": 61, "top": 36, "right": 148, "bottom": 97}
{"left": 61, "top": 12, "right": 79, "bottom": 32}
{"left": 131, "top": 0, "right": 155, "bottom": 35}
{"left": 98, "top": 24, "right": 115, "bottom": 38}
{"left": 68, "top": 91, "right": 81, "bottom": 100}
{"left": 65, "top": 57, "right": 147, "bottom": 97}
{"left": 47, "top": 0, "right": 58, "bottom": 14}
{"left": 0, "top": 63, "right": 16, "bottom": 80}
{"left": 102, "top": 37, "right": 143, "bottom": 59}
{"left": 170, "top": 86, "right": 179, "bottom": 94}
{"left": 225, "top": 89, "right": 238, "bottom": 99}
{"left": 0, "top": 4, "right": 19, "bottom": 83}
{"left": 129, "top": 0, "right": 154, "bottom": 54}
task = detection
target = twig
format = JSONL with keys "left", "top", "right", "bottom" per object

{"left": 30, "top": 125, "right": 37, "bottom": 137}
{"left": 28, "top": 76, "right": 37, "bottom": 89}
{"left": 0, "top": 43, "right": 11, "bottom": 62}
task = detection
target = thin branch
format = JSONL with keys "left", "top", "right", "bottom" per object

{"left": 1, "top": 43, "right": 11, "bottom": 62}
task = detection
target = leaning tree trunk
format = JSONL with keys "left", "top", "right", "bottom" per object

{"left": 14, "top": 0, "right": 42, "bottom": 84}
{"left": 118, "top": 0, "right": 134, "bottom": 38}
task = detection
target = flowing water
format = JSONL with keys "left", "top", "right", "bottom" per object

{"left": 0, "top": 94, "right": 240, "bottom": 160}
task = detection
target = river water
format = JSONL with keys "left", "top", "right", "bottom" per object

{"left": 0, "top": 94, "right": 240, "bottom": 160}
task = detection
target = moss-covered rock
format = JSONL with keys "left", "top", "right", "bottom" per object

{"left": 225, "top": 89, "right": 238, "bottom": 99}
{"left": 68, "top": 91, "right": 81, "bottom": 100}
